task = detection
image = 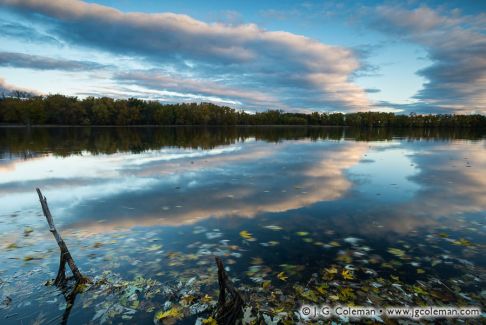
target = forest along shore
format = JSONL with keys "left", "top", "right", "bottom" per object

{"left": 1, "top": 95, "right": 486, "bottom": 127}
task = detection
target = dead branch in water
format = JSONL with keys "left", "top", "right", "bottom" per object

{"left": 36, "top": 188, "right": 90, "bottom": 286}
{"left": 214, "top": 257, "right": 244, "bottom": 325}
{"left": 36, "top": 188, "right": 242, "bottom": 323}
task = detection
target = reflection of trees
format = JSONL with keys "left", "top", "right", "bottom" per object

{"left": 0, "top": 126, "right": 484, "bottom": 159}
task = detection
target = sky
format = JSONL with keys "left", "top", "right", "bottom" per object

{"left": 0, "top": 0, "right": 485, "bottom": 114}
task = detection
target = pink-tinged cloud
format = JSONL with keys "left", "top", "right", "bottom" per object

{"left": 0, "top": 77, "right": 40, "bottom": 97}
{"left": 0, "top": 0, "right": 371, "bottom": 111}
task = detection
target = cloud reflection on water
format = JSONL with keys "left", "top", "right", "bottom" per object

{"left": 0, "top": 128, "right": 484, "bottom": 242}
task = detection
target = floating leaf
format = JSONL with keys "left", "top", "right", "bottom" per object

{"left": 387, "top": 248, "right": 406, "bottom": 258}
{"left": 338, "top": 287, "right": 355, "bottom": 301}
{"left": 296, "top": 231, "right": 309, "bottom": 236}
{"left": 316, "top": 284, "right": 328, "bottom": 295}
{"left": 131, "top": 299, "right": 139, "bottom": 309}
{"left": 23, "top": 255, "right": 42, "bottom": 261}
{"left": 263, "top": 314, "right": 281, "bottom": 325}
{"left": 323, "top": 267, "right": 338, "bottom": 280}
{"left": 262, "top": 280, "right": 272, "bottom": 290}
{"left": 343, "top": 237, "right": 361, "bottom": 245}
{"left": 431, "top": 259, "right": 441, "bottom": 267}
{"left": 452, "top": 238, "right": 473, "bottom": 247}
{"left": 300, "top": 289, "right": 319, "bottom": 303}
{"left": 23, "top": 226, "right": 34, "bottom": 236}
{"left": 264, "top": 225, "right": 282, "bottom": 231}
{"left": 146, "top": 244, "right": 162, "bottom": 251}
{"left": 201, "top": 317, "right": 218, "bottom": 325}
{"left": 329, "top": 241, "right": 340, "bottom": 247}
{"left": 325, "top": 267, "right": 338, "bottom": 274}
{"left": 180, "top": 295, "right": 195, "bottom": 306}
{"left": 381, "top": 262, "right": 394, "bottom": 269}
{"left": 336, "top": 254, "right": 352, "bottom": 264}
{"left": 413, "top": 285, "right": 427, "bottom": 295}
{"left": 341, "top": 269, "right": 354, "bottom": 280}
{"left": 272, "top": 307, "right": 285, "bottom": 314}
{"left": 240, "top": 230, "right": 256, "bottom": 241}
{"left": 277, "top": 272, "right": 288, "bottom": 281}
{"left": 5, "top": 243, "right": 18, "bottom": 250}
{"left": 154, "top": 307, "right": 183, "bottom": 321}
{"left": 93, "top": 242, "right": 103, "bottom": 248}
{"left": 251, "top": 257, "right": 263, "bottom": 265}
{"left": 242, "top": 307, "right": 256, "bottom": 325}
{"left": 201, "top": 294, "right": 212, "bottom": 304}
{"left": 261, "top": 241, "right": 280, "bottom": 247}
{"left": 206, "top": 232, "right": 223, "bottom": 240}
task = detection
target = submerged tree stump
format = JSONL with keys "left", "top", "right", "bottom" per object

{"left": 213, "top": 257, "right": 244, "bottom": 325}
{"left": 36, "top": 188, "right": 90, "bottom": 286}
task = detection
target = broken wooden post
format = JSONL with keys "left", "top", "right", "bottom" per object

{"left": 36, "top": 188, "right": 90, "bottom": 286}
{"left": 213, "top": 257, "right": 244, "bottom": 325}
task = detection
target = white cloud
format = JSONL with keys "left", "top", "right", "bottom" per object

{"left": 0, "top": 0, "right": 371, "bottom": 111}
{"left": 373, "top": 5, "right": 486, "bottom": 114}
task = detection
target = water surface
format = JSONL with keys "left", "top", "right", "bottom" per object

{"left": 0, "top": 127, "right": 484, "bottom": 324}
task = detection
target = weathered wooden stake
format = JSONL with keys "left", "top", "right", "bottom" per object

{"left": 214, "top": 257, "right": 244, "bottom": 325}
{"left": 36, "top": 188, "right": 90, "bottom": 286}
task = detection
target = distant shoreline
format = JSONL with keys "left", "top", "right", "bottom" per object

{"left": 2, "top": 95, "right": 485, "bottom": 128}
{"left": 0, "top": 124, "right": 350, "bottom": 128}
{"left": 1, "top": 124, "right": 485, "bottom": 129}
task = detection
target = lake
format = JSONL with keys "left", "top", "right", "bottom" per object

{"left": 0, "top": 127, "right": 484, "bottom": 324}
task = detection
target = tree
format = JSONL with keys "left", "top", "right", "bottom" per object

{"left": 0, "top": 94, "right": 484, "bottom": 127}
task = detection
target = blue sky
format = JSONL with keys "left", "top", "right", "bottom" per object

{"left": 0, "top": 0, "right": 484, "bottom": 114}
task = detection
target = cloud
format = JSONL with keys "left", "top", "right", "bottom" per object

{"left": 0, "top": 51, "right": 109, "bottom": 71}
{"left": 0, "top": 0, "right": 370, "bottom": 111}
{"left": 0, "top": 138, "right": 368, "bottom": 232}
{"left": 114, "top": 70, "right": 282, "bottom": 109}
{"left": 0, "top": 19, "right": 61, "bottom": 45}
{"left": 359, "top": 140, "right": 486, "bottom": 235}
{"left": 0, "top": 78, "right": 14, "bottom": 94}
{"left": 13, "top": 141, "right": 368, "bottom": 232}
{"left": 365, "top": 88, "right": 381, "bottom": 93}
{"left": 372, "top": 6, "right": 486, "bottom": 114}
{"left": 0, "top": 77, "right": 40, "bottom": 96}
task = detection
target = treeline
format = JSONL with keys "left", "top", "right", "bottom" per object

{"left": 1, "top": 95, "right": 485, "bottom": 127}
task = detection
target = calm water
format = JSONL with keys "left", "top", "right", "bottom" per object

{"left": 0, "top": 127, "right": 485, "bottom": 324}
